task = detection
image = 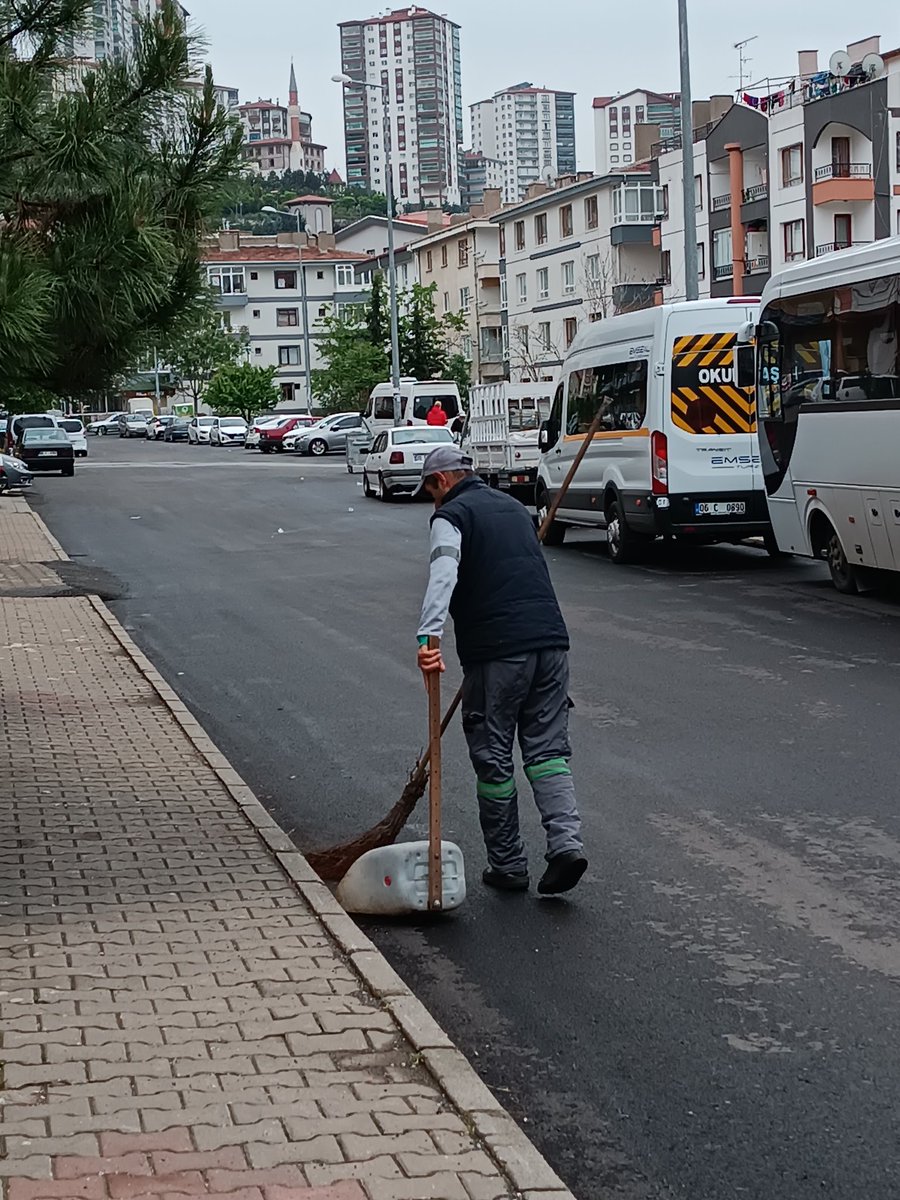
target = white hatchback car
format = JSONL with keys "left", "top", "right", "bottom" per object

{"left": 58, "top": 418, "right": 88, "bottom": 457}
{"left": 188, "top": 416, "right": 215, "bottom": 444}
{"left": 362, "top": 427, "right": 456, "bottom": 501}
{"left": 209, "top": 416, "right": 248, "bottom": 446}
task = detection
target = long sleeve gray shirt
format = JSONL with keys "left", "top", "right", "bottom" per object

{"left": 417, "top": 517, "right": 462, "bottom": 640}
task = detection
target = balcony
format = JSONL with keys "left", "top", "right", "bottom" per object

{"left": 812, "top": 162, "right": 875, "bottom": 205}
{"left": 742, "top": 183, "right": 768, "bottom": 203}
{"left": 815, "top": 240, "right": 872, "bottom": 257}
{"left": 713, "top": 263, "right": 734, "bottom": 281}
{"left": 712, "top": 193, "right": 731, "bottom": 212}
{"left": 745, "top": 254, "right": 770, "bottom": 274}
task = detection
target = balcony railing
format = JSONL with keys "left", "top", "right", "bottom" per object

{"left": 712, "top": 193, "right": 731, "bottom": 212}
{"left": 814, "top": 162, "right": 872, "bottom": 182}
{"left": 742, "top": 183, "right": 768, "bottom": 203}
{"left": 746, "top": 254, "right": 770, "bottom": 274}
{"left": 713, "top": 263, "right": 734, "bottom": 280}
{"left": 815, "top": 240, "right": 872, "bottom": 257}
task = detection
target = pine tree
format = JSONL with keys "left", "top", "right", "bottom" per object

{"left": 0, "top": 0, "right": 242, "bottom": 410}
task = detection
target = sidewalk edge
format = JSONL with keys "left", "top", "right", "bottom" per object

{"left": 10, "top": 503, "right": 577, "bottom": 1200}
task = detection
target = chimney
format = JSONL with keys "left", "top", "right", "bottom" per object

{"left": 469, "top": 202, "right": 486, "bottom": 218}
{"left": 482, "top": 187, "right": 502, "bottom": 214}
{"left": 218, "top": 229, "right": 240, "bottom": 251}
{"left": 525, "top": 181, "right": 548, "bottom": 200}
{"left": 316, "top": 232, "right": 335, "bottom": 251}
{"left": 692, "top": 99, "right": 711, "bottom": 128}
{"left": 709, "top": 94, "right": 733, "bottom": 122}
{"left": 798, "top": 49, "right": 818, "bottom": 77}
{"left": 426, "top": 207, "right": 444, "bottom": 232}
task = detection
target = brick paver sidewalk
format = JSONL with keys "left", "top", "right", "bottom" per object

{"left": 0, "top": 506, "right": 576, "bottom": 1200}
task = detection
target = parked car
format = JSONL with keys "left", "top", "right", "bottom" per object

{"left": 58, "top": 418, "right": 88, "bottom": 458}
{"left": 0, "top": 452, "right": 33, "bottom": 493}
{"left": 163, "top": 418, "right": 190, "bottom": 442}
{"left": 362, "top": 427, "right": 455, "bottom": 500}
{"left": 188, "top": 416, "right": 215, "bottom": 444}
{"left": 287, "top": 412, "right": 363, "bottom": 456}
{"left": 257, "top": 415, "right": 314, "bottom": 454}
{"left": 117, "top": 411, "right": 152, "bottom": 438}
{"left": 209, "top": 416, "right": 248, "bottom": 446}
{"left": 245, "top": 417, "right": 287, "bottom": 450}
{"left": 14, "top": 427, "right": 75, "bottom": 476}
{"left": 5, "top": 412, "right": 59, "bottom": 452}
{"left": 148, "top": 415, "right": 175, "bottom": 440}
{"left": 89, "top": 412, "right": 125, "bottom": 436}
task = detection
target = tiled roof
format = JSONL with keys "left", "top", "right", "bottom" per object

{"left": 203, "top": 246, "right": 366, "bottom": 263}
{"left": 287, "top": 195, "right": 335, "bottom": 204}
{"left": 593, "top": 89, "right": 679, "bottom": 109}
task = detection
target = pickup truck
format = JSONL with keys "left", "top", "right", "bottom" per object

{"left": 461, "top": 382, "right": 556, "bottom": 504}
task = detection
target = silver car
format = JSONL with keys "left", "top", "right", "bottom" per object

{"left": 289, "top": 413, "right": 363, "bottom": 456}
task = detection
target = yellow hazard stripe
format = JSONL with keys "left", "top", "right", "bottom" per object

{"left": 700, "top": 386, "right": 752, "bottom": 431}
{"left": 722, "top": 385, "right": 755, "bottom": 415}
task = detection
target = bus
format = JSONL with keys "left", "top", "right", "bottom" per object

{"left": 737, "top": 240, "right": 900, "bottom": 593}
{"left": 536, "top": 299, "right": 774, "bottom": 562}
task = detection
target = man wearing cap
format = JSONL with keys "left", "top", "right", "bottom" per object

{"left": 415, "top": 446, "right": 587, "bottom": 896}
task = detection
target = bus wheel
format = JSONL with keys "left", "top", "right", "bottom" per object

{"left": 825, "top": 524, "right": 859, "bottom": 594}
{"left": 536, "top": 487, "right": 566, "bottom": 547}
{"left": 606, "top": 499, "right": 644, "bottom": 565}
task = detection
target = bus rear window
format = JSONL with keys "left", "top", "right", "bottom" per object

{"left": 413, "top": 394, "right": 459, "bottom": 420}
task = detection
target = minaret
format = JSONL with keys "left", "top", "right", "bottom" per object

{"left": 288, "top": 62, "right": 302, "bottom": 171}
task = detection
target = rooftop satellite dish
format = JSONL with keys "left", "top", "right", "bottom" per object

{"left": 861, "top": 52, "right": 885, "bottom": 79}
{"left": 829, "top": 50, "right": 852, "bottom": 77}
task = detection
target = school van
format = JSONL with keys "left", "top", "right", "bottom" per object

{"left": 363, "top": 379, "right": 464, "bottom": 432}
{"left": 535, "top": 299, "right": 778, "bottom": 562}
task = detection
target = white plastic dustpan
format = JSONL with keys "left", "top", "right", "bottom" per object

{"left": 336, "top": 840, "right": 466, "bottom": 916}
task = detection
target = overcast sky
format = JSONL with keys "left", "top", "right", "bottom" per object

{"left": 184, "top": 0, "right": 899, "bottom": 173}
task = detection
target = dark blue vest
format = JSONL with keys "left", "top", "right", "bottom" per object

{"left": 433, "top": 477, "right": 569, "bottom": 666}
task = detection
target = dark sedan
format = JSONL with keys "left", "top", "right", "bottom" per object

{"left": 15, "top": 427, "right": 75, "bottom": 475}
{"left": 163, "top": 419, "right": 190, "bottom": 443}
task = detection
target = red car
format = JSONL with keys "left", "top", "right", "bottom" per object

{"left": 255, "top": 415, "right": 315, "bottom": 453}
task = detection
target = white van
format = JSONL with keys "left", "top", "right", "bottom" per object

{"left": 363, "top": 378, "right": 464, "bottom": 431}
{"left": 536, "top": 299, "right": 777, "bottom": 562}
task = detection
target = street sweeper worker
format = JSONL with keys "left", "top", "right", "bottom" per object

{"left": 414, "top": 444, "right": 588, "bottom": 896}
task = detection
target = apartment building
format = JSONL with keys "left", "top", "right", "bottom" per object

{"left": 593, "top": 89, "right": 680, "bottom": 175}
{"left": 239, "top": 66, "right": 326, "bottom": 177}
{"left": 202, "top": 231, "right": 367, "bottom": 409}
{"left": 470, "top": 83, "right": 577, "bottom": 203}
{"left": 492, "top": 173, "right": 664, "bottom": 381}
{"left": 408, "top": 195, "right": 505, "bottom": 384}
{"left": 657, "top": 35, "right": 900, "bottom": 301}
{"left": 460, "top": 151, "right": 505, "bottom": 209}
{"left": 338, "top": 6, "right": 464, "bottom": 206}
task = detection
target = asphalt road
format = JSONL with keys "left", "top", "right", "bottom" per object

{"left": 30, "top": 434, "right": 900, "bottom": 1200}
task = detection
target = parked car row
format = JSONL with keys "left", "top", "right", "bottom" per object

{"left": 1, "top": 413, "right": 85, "bottom": 484}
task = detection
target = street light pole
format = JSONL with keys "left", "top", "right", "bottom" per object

{"left": 678, "top": 0, "right": 699, "bottom": 301}
{"left": 334, "top": 73, "right": 402, "bottom": 425}
{"left": 263, "top": 205, "right": 313, "bottom": 412}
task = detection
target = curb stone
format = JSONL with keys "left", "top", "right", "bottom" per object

{"left": 24, "top": 503, "right": 577, "bottom": 1200}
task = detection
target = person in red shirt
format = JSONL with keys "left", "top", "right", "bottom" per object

{"left": 426, "top": 400, "right": 448, "bottom": 427}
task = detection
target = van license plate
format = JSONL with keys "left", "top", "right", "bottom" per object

{"left": 695, "top": 501, "right": 745, "bottom": 516}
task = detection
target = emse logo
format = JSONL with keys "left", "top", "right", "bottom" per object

{"left": 710, "top": 454, "right": 760, "bottom": 469}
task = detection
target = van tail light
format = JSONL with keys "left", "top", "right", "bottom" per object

{"left": 389, "top": 451, "right": 404, "bottom": 464}
{"left": 651, "top": 431, "right": 668, "bottom": 494}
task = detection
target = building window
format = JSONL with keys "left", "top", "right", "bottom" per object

{"left": 584, "top": 195, "right": 598, "bottom": 230}
{"left": 280, "top": 383, "right": 295, "bottom": 403}
{"left": 274, "top": 270, "right": 297, "bottom": 289}
{"left": 516, "top": 272, "right": 527, "bottom": 304}
{"left": 622, "top": 105, "right": 631, "bottom": 136}
{"left": 515, "top": 220, "right": 525, "bottom": 250}
{"left": 426, "top": 250, "right": 433, "bottom": 272}
{"left": 278, "top": 345, "right": 301, "bottom": 365}
{"left": 537, "top": 267, "right": 549, "bottom": 300}
{"left": 694, "top": 175, "right": 703, "bottom": 211}
{"left": 441, "top": 244, "right": 448, "bottom": 267}
{"left": 661, "top": 184, "right": 669, "bottom": 218}
{"left": 335, "top": 264, "right": 356, "bottom": 288}
{"left": 443, "top": 291, "right": 450, "bottom": 313}
{"left": 499, "top": 225, "right": 506, "bottom": 256}
{"left": 538, "top": 321, "right": 552, "bottom": 351}
{"left": 535, "top": 212, "right": 548, "bottom": 245}
{"left": 276, "top": 308, "right": 299, "bottom": 327}
{"left": 660, "top": 250, "right": 671, "bottom": 285}
{"left": 459, "top": 285, "right": 471, "bottom": 312}
{"left": 783, "top": 218, "right": 805, "bottom": 262}
{"left": 207, "top": 265, "right": 246, "bottom": 295}
{"left": 636, "top": 105, "right": 645, "bottom": 124}
{"left": 585, "top": 254, "right": 600, "bottom": 284}
{"left": 564, "top": 316, "right": 578, "bottom": 347}
{"left": 713, "top": 227, "right": 733, "bottom": 272}
{"left": 834, "top": 213, "right": 852, "bottom": 249}
{"left": 560, "top": 204, "right": 573, "bottom": 238}
{"left": 561, "top": 260, "right": 575, "bottom": 295}
{"left": 252, "top": 309, "right": 261, "bottom": 319}
{"left": 781, "top": 144, "right": 803, "bottom": 187}
{"left": 516, "top": 326, "right": 529, "bottom": 353}
{"left": 697, "top": 242, "right": 706, "bottom": 279}
{"left": 458, "top": 238, "right": 470, "bottom": 267}
{"left": 609, "top": 107, "right": 618, "bottom": 136}
{"left": 896, "top": 131, "right": 900, "bottom": 172}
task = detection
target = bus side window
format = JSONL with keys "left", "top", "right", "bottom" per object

{"left": 544, "top": 383, "right": 564, "bottom": 446}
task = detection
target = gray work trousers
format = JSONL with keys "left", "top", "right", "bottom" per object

{"left": 461, "top": 648, "right": 584, "bottom": 875}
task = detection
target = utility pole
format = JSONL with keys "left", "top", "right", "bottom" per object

{"left": 678, "top": 0, "right": 699, "bottom": 301}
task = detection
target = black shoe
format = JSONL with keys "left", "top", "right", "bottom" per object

{"left": 538, "top": 851, "right": 588, "bottom": 896}
{"left": 482, "top": 867, "right": 530, "bottom": 892}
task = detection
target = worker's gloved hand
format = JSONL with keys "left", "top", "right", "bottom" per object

{"left": 417, "top": 643, "right": 445, "bottom": 680}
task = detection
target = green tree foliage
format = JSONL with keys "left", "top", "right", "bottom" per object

{"left": 161, "top": 295, "right": 247, "bottom": 413}
{"left": 203, "top": 362, "right": 279, "bottom": 422}
{"left": 311, "top": 280, "right": 467, "bottom": 413}
{"left": 0, "top": 0, "right": 243, "bottom": 412}
{"left": 217, "top": 171, "right": 388, "bottom": 234}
